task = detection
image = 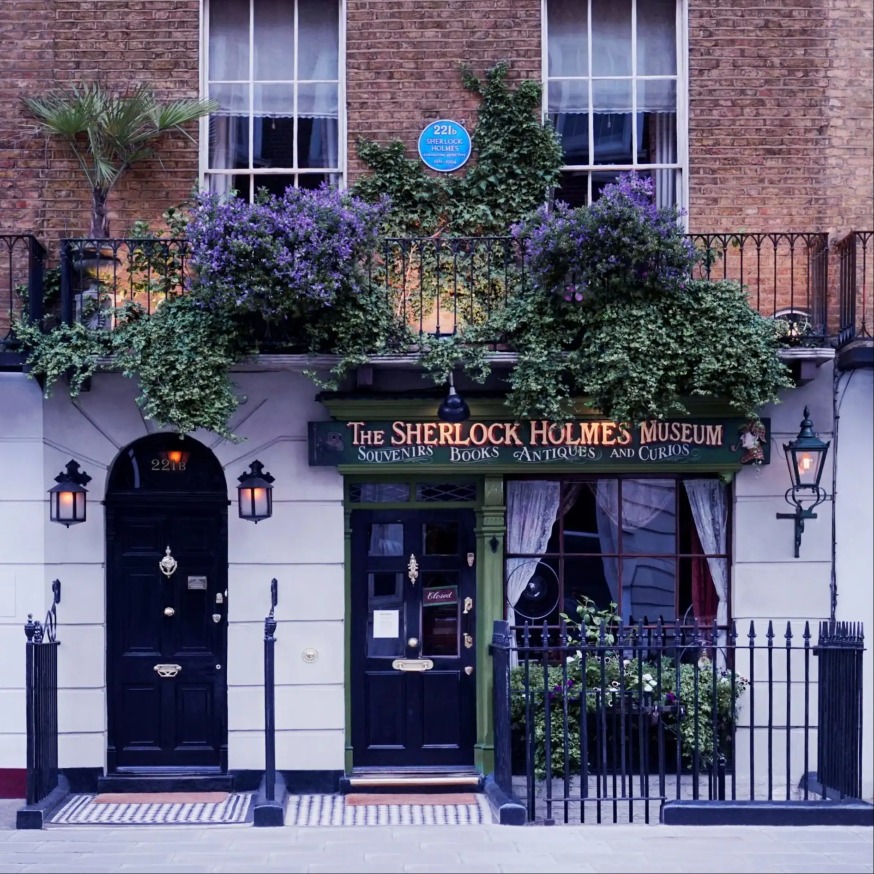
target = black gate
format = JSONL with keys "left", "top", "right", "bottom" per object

{"left": 491, "top": 617, "right": 866, "bottom": 824}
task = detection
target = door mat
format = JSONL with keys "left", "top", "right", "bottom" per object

{"left": 286, "top": 793, "right": 486, "bottom": 826}
{"left": 93, "top": 792, "right": 229, "bottom": 804}
{"left": 345, "top": 793, "right": 478, "bottom": 806}
{"left": 48, "top": 792, "right": 252, "bottom": 825}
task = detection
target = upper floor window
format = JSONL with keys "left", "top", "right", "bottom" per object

{"left": 204, "top": 0, "right": 341, "bottom": 199}
{"left": 546, "top": 0, "right": 683, "bottom": 209}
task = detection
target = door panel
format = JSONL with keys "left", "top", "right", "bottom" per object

{"left": 107, "top": 502, "right": 227, "bottom": 770}
{"left": 352, "top": 508, "right": 476, "bottom": 768}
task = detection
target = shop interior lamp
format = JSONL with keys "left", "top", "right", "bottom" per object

{"left": 237, "top": 460, "right": 274, "bottom": 523}
{"left": 776, "top": 406, "right": 830, "bottom": 558}
{"left": 437, "top": 372, "right": 470, "bottom": 423}
{"left": 48, "top": 459, "right": 91, "bottom": 527}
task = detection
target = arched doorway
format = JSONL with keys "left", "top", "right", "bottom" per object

{"left": 105, "top": 434, "right": 229, "bottom": 774}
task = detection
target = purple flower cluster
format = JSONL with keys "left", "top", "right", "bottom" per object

{"left": 187, "top": 185, "right": 389, "bottom": 317}
{"left": 513, "top": 172, "right": 699, "bottom": 305}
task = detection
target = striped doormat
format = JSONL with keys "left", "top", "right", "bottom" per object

{"left": 286, "top": 793, "right": 487, "bottom": 826}
{"left": 49, "top": 792, "right": 253, "bottom": 825}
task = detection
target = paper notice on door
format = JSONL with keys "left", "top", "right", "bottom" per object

{"left": 372, "top": 609, "right": 399, "bottom": 639}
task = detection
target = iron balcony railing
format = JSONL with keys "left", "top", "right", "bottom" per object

{"left": 836, "top": 230, "right": 873, "bottom": 347}
{"left": 5, "top": 231, "right": 869, "bottom": 352}
{"left": 491, "top": 617, "right": 865, "bottom": 825}
{"left": 0, "top": 234, "right": 46, "bottom": 367}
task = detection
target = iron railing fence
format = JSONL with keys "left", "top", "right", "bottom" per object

{"left": 814, "top": 621, "right": 865, "bottom": 799}
{"left": 0, "top": 234, "right": 46, "bottom": 364}
{"left": 491, "top": 617, "right": 864, "bottom": 825}
{"left": 23, "top": 580, "right": 61, "bottom": 807}
{"left": 836, "top": 231, "right": 873, "bottom": 347}
{"left": 50, "top": 233, "right": 845, "bottom": 349}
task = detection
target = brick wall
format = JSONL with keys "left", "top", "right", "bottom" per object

{"left": 1, "top": 0, "right": 869, "bottom": 245}
{"left": 0, "top": 0, "right": 200, "bottom": 247}
{"left": 345, "top": 0, "right": 542, "bottom": 184}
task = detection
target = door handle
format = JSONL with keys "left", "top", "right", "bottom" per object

{"left": 154, "top": 664, "right": 182, "bottom": 678}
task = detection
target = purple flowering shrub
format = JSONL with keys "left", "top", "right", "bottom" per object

{"left": 187, "top": 186, "right": 389, "bottom": 317}
{"left": 513, "top": 173, "right": 699, "bottom": 304}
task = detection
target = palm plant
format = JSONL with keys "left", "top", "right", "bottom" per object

{"left": 22, "top": 82, "right": 218, "bottom": 238}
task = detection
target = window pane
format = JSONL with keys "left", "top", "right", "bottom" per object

{"left": 208, "top": 112, "right": 249, "bottom": 169}
{"left": 254, "top": 115, "right": 294, "bottom": 169}
{"left": 636, "top": 110, "right": 677, "bottom": 165}
{"left": 350, "top": 483, "right": 411, "bottom": 503}
{"left": 563, "top": 555, "right": 616, "bottom": 622}
{"left": 637, "top": 0, "right": 677, "bottom": 75}
{"left": 552, "top": 112, "right": 589, "bottom": 165}
{"left": 209, "top": 0, "right": 249, "bottom": 81}
{"left": 422, "top": 577, "right": 459, "bottom": 657}
{"left": 298, "top": 110, "right": 339, "bottom": 168}
{"left": 553, "top": 170, "right": 590, "bottom": 207}
{"left": 508, "top": 558, "right": 560, "bottom": 622}
{"left": 423, "top": 522, "right": 458, "bottom": 555}
{"left": 622, "top": 556, "right": 676, "bottom": 623}
{"left": 252, "top": 174, "right": 297, "bottom": 197}
{"left": 592, "top": 0, "right": 631, "bottom": 76}
{"left": 298, "top": 0, "right": 340, "bottom": 79}
{"left": 619, "top": 479, "right": 676, "bottom": 555}
{"left": 593, "top": 81, "right": 632, "bottom": 165}
{"left": 253, "top": 0, "right": 295, "bottom": 80}
{"left": 297, "top": 173, "right": 330, "bottom": 189}
{"left": 547, "top": 0, "right": 589, "bottom": 77}
{"left": 370, "top": 571, "right": 400, "bottom": 599}
{"left": 369, "top": 523, "right": 403, "bottom": 556}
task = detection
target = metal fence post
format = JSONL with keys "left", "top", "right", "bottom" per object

{"left": 264, "top": 578, "right": 278, "bottom": 802}
{"left": 491, "top": 620, "right": 513, "bottom": 797}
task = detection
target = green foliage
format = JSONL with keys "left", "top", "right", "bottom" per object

{"left": 113, "top": 296, "right": 245, "bottom": 439}
{"left": 352, "top": 62, "right": 563, "bottom": 237}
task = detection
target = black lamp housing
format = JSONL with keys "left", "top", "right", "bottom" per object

{"left": 48, "top": 460, "right": 91, "bottom": 527}
{"left": 776, "top": 406, "right": 830, "bottom": 558}
{"left": 237, "top": 460, "right": 275, "bottom": 523}
{"left": 437, "top": 373, "right": 470, "bottom": 423}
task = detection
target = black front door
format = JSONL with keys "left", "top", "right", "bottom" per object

{"left": 351, "top": 509, "right": 477, "bottom": 768}
{"left": 107, "top": 501, "right": 228, "bottom": 770}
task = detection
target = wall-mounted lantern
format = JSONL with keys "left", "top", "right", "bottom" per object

{"left": 237, "top": 460, "right": 274, "bottom": 523}
{"left": 776, "top": 406, "right": 830, "bottom": 558}
{"left": 48, "top": 460, "right": 91, "bottom": 527}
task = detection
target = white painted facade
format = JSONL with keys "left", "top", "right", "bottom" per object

{"left": 0, "top": 354, "right": 870, "bottom": 794}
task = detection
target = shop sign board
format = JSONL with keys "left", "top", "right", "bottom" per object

{"left": 308, "top": 418, "right": 771, "bottom": 468}
{"left": 417, "top": 119, "right": 472, "bottom": 172}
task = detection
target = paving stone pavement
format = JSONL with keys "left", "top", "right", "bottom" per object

{"left": 0, "top": 798, "right": 871, "bottom": 873}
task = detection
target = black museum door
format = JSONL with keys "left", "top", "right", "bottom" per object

{"left": 105, "top": 436, "right": 228, "bottom": 772}
{"left": 351, "top": 509, "right": 477, "bottom": 769}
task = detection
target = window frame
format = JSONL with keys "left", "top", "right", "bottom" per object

{"left": 503, "top": 473, "right": 731, "bottom": 631}
{"left": 199, "top": 0, "right": 347, "bottom": 198}
{"left": 541, "top": 0, "right": 689, "bottom": 218}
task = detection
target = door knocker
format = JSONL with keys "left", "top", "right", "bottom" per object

{"left": 159, "top": 546, "right": 178, "bottom": 579}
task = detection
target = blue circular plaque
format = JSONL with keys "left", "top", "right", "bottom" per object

{"left": 417, "top": 120, "right": 472, "bottom": 173}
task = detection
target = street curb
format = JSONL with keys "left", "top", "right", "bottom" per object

{"left": 661, "top": 799, "right": 874, "bottom": 826}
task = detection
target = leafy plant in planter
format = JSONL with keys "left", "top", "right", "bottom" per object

{"left": 22, "top": 83, "right": 217, "bottom": 238}
{"left": 509, "top": 600, "right": 749, "bottom": 780}
{"left": 492, "top": 173, "right": 795, "bottom": 424}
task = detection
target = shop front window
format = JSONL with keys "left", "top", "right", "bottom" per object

{"left": 204, "top": 0, "right": 342, "bottom": 198}
{"left": 505, "top": 477, "right": 728, "bottom": 634}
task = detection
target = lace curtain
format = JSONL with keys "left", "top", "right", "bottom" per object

{"left": 683, "top": 479, "right": 728, "bottom": 667}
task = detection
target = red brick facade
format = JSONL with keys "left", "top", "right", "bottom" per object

{"left": 0, "top": 0, "right": 870, "bottom": 246}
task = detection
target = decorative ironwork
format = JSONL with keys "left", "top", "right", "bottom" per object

{"left": 407, "top": 553, "right": 419, "bottom": 586}
{"left": 416, "top": 482, "right": 477, "bottom": 503}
